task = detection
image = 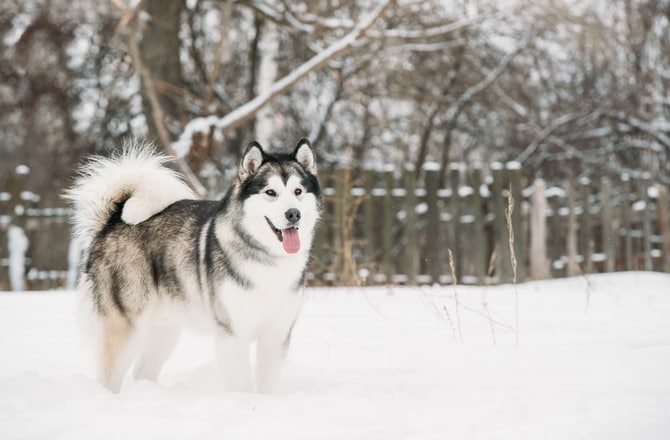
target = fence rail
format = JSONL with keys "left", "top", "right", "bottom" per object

{"left": 1, "top": 163, "right": 669, "bottom": 290}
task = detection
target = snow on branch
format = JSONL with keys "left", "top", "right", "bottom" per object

{"left": 616, "top": 113, "right": 670, "bottom": 150}
{"left": 240, "top": 0, "right": 354, "bottom": 34}
{"left": 515, "top": 108, "right": 608, "bottom": 164}
{"left": 173, "top": 0, "right": 393, "bottom": 158}
{"left": 366, "top": 9, "right": 510, "bottom": 41}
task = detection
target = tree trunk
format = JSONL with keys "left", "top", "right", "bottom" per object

{"left": 255, "top": 19, "right": 278, "bottom": 148}
{"left": 138, "top": 0, "right": 183, "bottom": 142}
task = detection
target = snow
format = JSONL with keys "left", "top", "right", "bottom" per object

{"left": 7, "top": 225, "right": 28, "bottom": 292}
{"left": 415, "top": 202, "right": 428, "bottom": 214}
{"left": 15, "top": 165, "right": 30, "bottom": 175}
{"left": 172, "top": 115, "right": 219, "bottom": 158}
{"left": 2, "top": 272, "right": 670, "bottom": 439}
{"left": 505, "top": 160, "right": 522, "bottom": 170}
{"left": 457, "top": 186, "right": 474, "bottom": 197}
{"left": 546, "top": 186, "right": 567, "bottom": 198}
{"left": 66, "top": 238, "right": 82, "bottom": 290}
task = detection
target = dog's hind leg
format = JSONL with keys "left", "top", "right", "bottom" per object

{"left": 98, "top": 313, "right": 137, "bottom": 393}
{"left": 133, "top": 321, "right": 181, "bottom": 382}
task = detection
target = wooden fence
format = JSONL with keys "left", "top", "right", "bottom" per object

{"left": 310, "top": 163, "right": 670, "bottom": 286}
{"left": 0, "top": 166, "right": 72, "bottom": 290}
{"left": 1, "top": 163, "right": 669, "bottom": 290}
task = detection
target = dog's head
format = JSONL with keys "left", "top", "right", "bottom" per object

{"left": 235, "top": 139, "right": 322, "bottom": 257}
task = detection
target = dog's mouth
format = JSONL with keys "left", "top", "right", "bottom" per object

{"left": 265, "top": 217, "right": 301, "bottom": 254}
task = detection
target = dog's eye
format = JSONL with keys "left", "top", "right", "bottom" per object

{"left": 265, "top": 189, "right": 277, "bottom": 197}
{"left": 294, "top": 188, "right": 303, "bottom": 196}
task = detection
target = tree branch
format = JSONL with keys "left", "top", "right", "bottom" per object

{"left": 173, "top": 0, "right": 393, "bottom": 155}
{"left": 515, "top": 108, "right": 606, "bottom": 164}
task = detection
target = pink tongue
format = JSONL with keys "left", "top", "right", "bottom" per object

{"left": 282, "top": 228, "right": 301, "bottom": 254}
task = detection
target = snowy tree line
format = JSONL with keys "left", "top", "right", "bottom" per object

{"left": 1, "top": 0, "right": 669, "bottom": 199}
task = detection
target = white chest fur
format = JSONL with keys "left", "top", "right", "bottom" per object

{"left": 216, "top": 255, "right": 305, "bottom": 340}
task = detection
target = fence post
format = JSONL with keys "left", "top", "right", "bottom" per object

{"left": 362, "top": 168, "right": 376, "bottom": 284}
{"left": 566, "top": 180, "right": 580, "bottom": 277}
{"left": 601, "top": 177, "right": 615, "bottom": 273}
{"left": 491, "top": 163, "right": 512, "bottom": 282}
{"left": 448, "top": 163, "right": 462, "bottom": 280}
{"left": 471, "top": 165, "right": 486, "bottom": 283}
{"left": 621, "top": 174, "right": 633, "bottom": 270}
{"left": 530, "top": 178, "right": 550, "bottom": 279}
{"left": 403, "top": 165, "right": 418, "bottom": 283}
{"left": 547, "top": 189, "right": 562, "bottom": 276}
{"left": 0, "top": 191, "right": 10, "bottom": 290}
{"left": 658, "top": 185, "right": 670, "bottom": 273}
{"left": 382, "top": 167, "right": 395, "bottom": 283}
{"left": 579, "top": 178, "right": 593, "bottom": 274}
{"left": 311, "top": 196, "right": 328, "bottom": 281}
{"left": 424, "top": 164, "right": 441, "bottom": 283}
{"left": 641, "top": 174, "right": 653, "bottom": 271}
{"left": 7, "top": 166, "right": 30, "bottom": 291}
{"left": 331, "top": 167, "right": 346, "bottom": 282}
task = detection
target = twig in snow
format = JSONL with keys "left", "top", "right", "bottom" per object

{"left": 481, "top": 289, "right": 497, "bottom": 346}
{"left": 441, "top": 305, "right": 458, "bottom": 342}
{"left": 414, "top": 286, "right": 457, "bottom": 342}
{"left": 582, "top": 273, "right": 595, "bottom": 314}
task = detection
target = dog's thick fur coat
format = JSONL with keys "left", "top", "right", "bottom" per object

{"left": 65, "top": 140, "right": 321, "bottom": 393}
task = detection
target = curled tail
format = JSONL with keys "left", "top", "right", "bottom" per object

{"left": 64, "top": 141, "right": 196, "bottom": 247}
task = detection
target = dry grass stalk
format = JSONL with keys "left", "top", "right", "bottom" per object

{"left": 505, "top": 186, "right": 519, "bottom": 346}
{"left": 448, "top": 248, "right": 463, "bottom": 343}
{"left": 328, "top": 167, "right": 365, "bottom": 286}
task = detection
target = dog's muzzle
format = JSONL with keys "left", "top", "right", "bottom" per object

{"left": 265, "top": 215, "right": 301, "bottom": 254}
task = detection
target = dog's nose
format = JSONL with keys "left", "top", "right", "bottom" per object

{"left": 285, "top": 208, "right": 301, "bottom": 224}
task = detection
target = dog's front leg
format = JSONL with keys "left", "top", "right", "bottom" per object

{"left": 255, "top": 331, "right": 290, "bottom": 394}
{"left": 256, "top": 292, "right": 302, "bottom": 394}
{"left": 216, "top": 335, "right": 253, "bottom": 392}
{"left": 256, "top": 308, "right": 301, "bottom": 394}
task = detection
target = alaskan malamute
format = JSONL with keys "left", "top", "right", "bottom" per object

{"left": 65, "top": 139, "right": 322, "bottom": 393}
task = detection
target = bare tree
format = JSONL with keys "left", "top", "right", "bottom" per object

{"left": 2, "top": 0, "right": 669, "bottom": 202}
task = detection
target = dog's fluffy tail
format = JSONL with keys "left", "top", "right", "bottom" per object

{"left": 64, "top": 141, "right": 196, "bottom": 246}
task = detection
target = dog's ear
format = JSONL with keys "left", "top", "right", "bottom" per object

{"left": 240, "top": 142, "right": 264, "bottom": 178}
{"left": 240, "top": 142, "right": 264, "bottom": 180}
{"left": 293, "top": 138, "right": 317, "bottom": 175}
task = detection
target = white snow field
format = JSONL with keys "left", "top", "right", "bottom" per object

{"left": 1, "top": 271, "right": 669, "bottom": 439}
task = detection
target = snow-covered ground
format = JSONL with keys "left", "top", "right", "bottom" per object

{"left": 1, "top": 272, "right": 669, "bottom": 439}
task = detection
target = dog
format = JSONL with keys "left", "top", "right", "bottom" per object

{"left": 65, "top": 139, "right": 322, "bottom": 393}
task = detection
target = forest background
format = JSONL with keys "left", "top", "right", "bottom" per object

{"left": 1, "top": 0, "right": 668, "bottom": 197}
{"left": 1, "top": 0, "right": 669, "bottom": 288}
